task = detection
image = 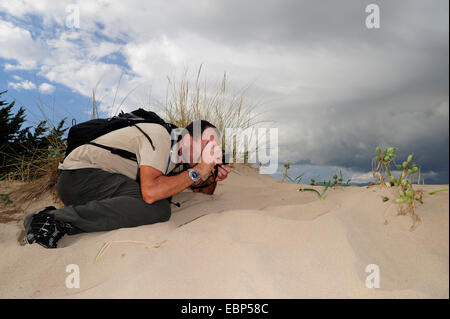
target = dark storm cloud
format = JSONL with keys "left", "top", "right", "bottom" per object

{"left": 209, "top": 0, "right": 449, "bottom": 183}
{"left": 164, "top": 0, "right": 447, "bottom": 49}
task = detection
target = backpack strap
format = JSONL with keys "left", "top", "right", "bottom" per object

{"left": 87, "top": 142, "right": 138, "bottom": 162}
{"left": 133, "top": 124, "right": 155, "bottom": 151}
{"left": 86, "top": 123, "right": 168, "bottom": 163}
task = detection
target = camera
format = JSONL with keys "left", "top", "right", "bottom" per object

{"left": 214, "top": 150, "right": 229, "bottom": 177}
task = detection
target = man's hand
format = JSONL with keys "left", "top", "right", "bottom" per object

{"left": 190, "top": 165, "right": 230, "bottom": 195}
{"left": 194, "top": 141, "right": 222, "bottom": 180}
{"left": 215, "top": 165, "right": 231, "bottom": 181}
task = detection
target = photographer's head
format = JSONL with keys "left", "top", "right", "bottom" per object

{"left": 177, "top": 120, "right": 221, "bottom": 166}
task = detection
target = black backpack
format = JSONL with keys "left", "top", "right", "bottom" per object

{"left": 65, "top": 108, "right": 178, "bottom": 163}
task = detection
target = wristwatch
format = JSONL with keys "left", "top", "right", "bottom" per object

{"left": 187, "top": 168, "right": 201, "bottom": 183}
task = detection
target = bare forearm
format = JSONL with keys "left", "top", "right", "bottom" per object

{"left": 141, "top": 171, "right": 193, "bottom": 203}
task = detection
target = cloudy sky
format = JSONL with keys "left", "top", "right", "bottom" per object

{"left": 0, "top": 0, "right": 448, "bottom": 183}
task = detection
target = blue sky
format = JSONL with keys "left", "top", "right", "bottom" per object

{"left": 0, "top": 0, "right": 448, "bottom": 184}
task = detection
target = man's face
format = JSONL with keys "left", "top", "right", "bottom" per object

{"left": 179, "top": 127, "right": 221, "bottom": 165}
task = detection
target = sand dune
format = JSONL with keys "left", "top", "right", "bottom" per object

{"left": 0, "top": 165, "right": 448, "bottom": 298}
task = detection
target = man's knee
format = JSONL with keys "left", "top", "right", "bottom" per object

{"left": 151, "top": 199, "right": 171, "bottom": 222}
{"left": 133, "top": 198, "right": 171, "bottom": 225}
{"left": 57, "top": 170, "right": 74, "bottom": 206}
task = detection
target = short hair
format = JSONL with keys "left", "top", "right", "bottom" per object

{"left": 185, "top": 120, "right": 219, "bottom": 139}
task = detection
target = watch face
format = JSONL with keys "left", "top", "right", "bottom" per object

{"left": 190, "top": 169, "right": 200, "bottom": 181}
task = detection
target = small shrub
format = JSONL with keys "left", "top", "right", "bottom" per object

{"left": 373, "top": 146, "right": 423, "bottom": 230}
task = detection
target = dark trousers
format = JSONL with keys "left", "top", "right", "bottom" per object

{"left": 45, "top": 168, "right": 171, "bottom": 233}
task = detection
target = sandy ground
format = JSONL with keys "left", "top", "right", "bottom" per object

{"left": 0, "top": 165, "right": 448, "bottom": 298}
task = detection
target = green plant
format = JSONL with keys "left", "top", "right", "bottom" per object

{"left": 300, "top": 170, "right": 351, "bottom": 200}
{"left": 47, "top": 145, "right": 61, "bottom": 158}
{"left": 298, "top": 184, "right": 330, "bottom": 200}
{"left": 393, "top": 154, "right": 420, "bottom": 186}
{"left": 280, "top": 164, "right": 305, "bottom": 184}
{"left": 310, "top": 171, "right": 350, "bottom": 187}
{"left": 281, "top": 162, "right": 292, "bottom": 182}
{"left": 336, "top": 170, "right": 351, "bottom": 186}
{"left": 395, "top": 178, "right": 423, "bottom": 204}
{"left": 294, "top": 173, "right": 304, "bottom": 184}
{"left": 428, "top": 188, "right": 449, "bottom": 195}
{"left": 373, "top": 146, "right": 396, "bottom": 185}
{"left": 373, "top": 146, "right": 424, "bottom": 230}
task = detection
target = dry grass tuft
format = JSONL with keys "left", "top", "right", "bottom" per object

{"left": 0, "top": 129, "right": 65, "bottom": 223}
{"left": 159, "top": 65, "right": 267, "bottom": 163}
{"left": 162, "top": 65, "right": 262, "bottom": 130}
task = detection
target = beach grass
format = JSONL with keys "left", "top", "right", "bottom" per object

{"left": 160, "top": 65, "right": 266, "bottom": 162}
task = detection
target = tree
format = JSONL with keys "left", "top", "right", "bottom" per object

{"left": 0, "top": 90, "right": 67, "bottom": 180}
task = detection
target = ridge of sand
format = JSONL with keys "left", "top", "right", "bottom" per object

{"left": 0, "top": 164, "right": 448, "bottom": 298}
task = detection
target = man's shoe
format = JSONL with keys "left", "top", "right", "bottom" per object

{"left": 22, "top": 206, "right": 74, "bottom": 249}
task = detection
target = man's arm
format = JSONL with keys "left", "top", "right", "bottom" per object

{"left": 140, "top": 166, "right": 192, "bottom": 203}
{"left": 140, "top": 164, "right": 213, "bottom": 204}
{"left": 140, "top": 142, "right": 229, "bottom": 202}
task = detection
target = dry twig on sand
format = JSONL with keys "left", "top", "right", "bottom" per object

{"left": 94, "top": 239, "right": 168, "bottom": 263}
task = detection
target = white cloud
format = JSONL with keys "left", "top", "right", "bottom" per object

{"left": 349, "top": 172, "right": 374, "bottom": 184}
{"left": 0, "top": 0, "right": 67, "bottom": 26}
{"left": 0, "top": 19, "right": 43, "bottom": 70}
{"left": 8, "top": 80, "right": 36, "bottom": 90}
{"left": 38, "top": 83, "right": 56, "bottom": 94}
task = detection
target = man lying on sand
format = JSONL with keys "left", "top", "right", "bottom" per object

{"left": 22, "top": 118, "right": 231, "bottom": 249}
